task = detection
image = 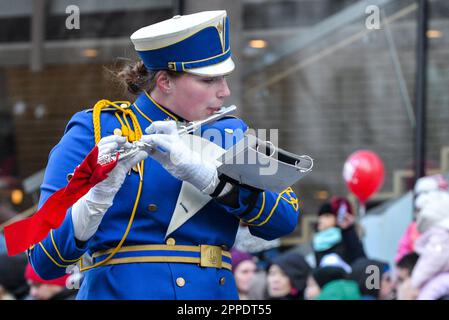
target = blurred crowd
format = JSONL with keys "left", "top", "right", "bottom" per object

{"left": 230, "top": 174, "right": 449, "bottom": 300}
{"left": 0, "top": 225, "right": 79, "bottom": 300}
{"left": 1, "top": 174, "right": 449, "bottom": 300}
{"left": 0, "top": 252, "right": 78, "bottom": 300}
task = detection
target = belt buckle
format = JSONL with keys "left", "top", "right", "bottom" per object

{"left": 200, "top": 245, "right": 222, "bottom": 268}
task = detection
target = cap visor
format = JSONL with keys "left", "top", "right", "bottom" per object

{"left": 185, "top": 57, "right": 235, "bottom": 77}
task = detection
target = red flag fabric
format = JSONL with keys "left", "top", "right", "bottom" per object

{"left": 4, "top": 146, "right": 118, "bottom": 256}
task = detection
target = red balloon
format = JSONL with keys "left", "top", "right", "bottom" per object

{"left": 343, "top": 150, "right": 385, "bottom": 204}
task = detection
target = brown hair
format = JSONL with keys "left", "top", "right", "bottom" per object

{"left": 111, "top": 59, "right": 181, "bottom": 96}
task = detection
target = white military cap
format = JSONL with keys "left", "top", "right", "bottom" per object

{"left": 130, "top": 10, "right": 234, "bottom": 76}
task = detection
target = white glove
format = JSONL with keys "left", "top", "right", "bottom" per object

{"left": 71, "top": 135, "right": 148, "bottom": 241}
{"left": 140, "top": 121, "right": 219, "bottom": 194}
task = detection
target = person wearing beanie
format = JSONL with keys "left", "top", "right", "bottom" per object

{"left": 266, "top": 251, "right": 311, "bottom": 300}
{"left": 349, "top": 258, "right": 394, "bottom": 300}
{"left": 305, "top": 265, "right": 360, "bottom": 300}
{"left": 304, "top": 266, "right": 345, "bottom": 299}
{"left": 312, "top": 266, "right": 347, "bottom": 288}
{"left": 313, "top": 196, "right": 366, "bottom": 266}
{"left": 0, "top": 253, "right": 29, "bottom": 300}
{"left": 230, "top": 249, "right": 257, "bottom": 300}
{"left": 24, "top": 264, "right": 76, "bottom": 300}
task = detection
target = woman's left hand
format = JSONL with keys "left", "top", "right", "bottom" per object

{"left": 140, "top": 121, "right": 219, "bottom": 194}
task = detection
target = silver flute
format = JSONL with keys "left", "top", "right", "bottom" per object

{"left": 97, "top": 105, "right": 237, "bottom": 165}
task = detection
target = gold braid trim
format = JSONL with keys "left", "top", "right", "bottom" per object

{"left": 81, "top": 99, "right": 144, "bottom": 271}
{"left": 92, "top": 100, "right": 142, "bottom": 143}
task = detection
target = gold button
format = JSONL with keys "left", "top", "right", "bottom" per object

{"left": 166, "top": 238, "right": 176, "bottom": 246}
{"left": 120, "top": 103, "right": 128, "bottom": 108}
{"left": 148, "top": 204, "right": 158, "bottom": 212}
{"left": 219, "top": 277, "right": 226, "bottom": 285}
{"left": 113, "top": 128, "right": 122, "bottom": 136}
{"left": 176, "top": 277, "right": 185, "bottom": 287}
{"left": 224, "top": 128, "right": 234, "bottom": 134}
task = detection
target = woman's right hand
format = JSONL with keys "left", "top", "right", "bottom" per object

{"left": 88, "top": 135, "right": 148, "bottom": 205}
{"left": 71, "top": 135, "right": 148, "bottom": 241}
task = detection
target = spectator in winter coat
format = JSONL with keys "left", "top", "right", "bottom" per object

{"left": 396, "top": 252, "right": 419, "bottom": 285}
{"left": 266, "top": 251, "right": 311, "bottom": 300}
{"left": 24, "top": 264, "right": 76, "bottom": 300}
{"left": 313, "top": 197, "right": 366, "bottom": 266}
{"left": 0, "top": 253, "right": 29, "bottom": 300}
{"left": 395, "top": 174, "right": 448, "bottom": 263}
{"left": 395, "top": 252, "right": 419, "bottom": 300}
{"left": 305, "top": 265, "right": 361, "bottom": 300}
{"left": 305, "top": 266, "right": 344, "bottom": 299}
{"left": 411, "top": 191, "right": 449, "bottom": 300}
{"left": 395, "top": 222, "right": 420, "bottom": 264}
{"left": 349, "top": 258, "right": 394, "bottom": 300}
{"left": 416, "top": 273, "right": 449, "bottom": 300}
{"left": 315, "top": 280, "right": 361, "bottom": 300}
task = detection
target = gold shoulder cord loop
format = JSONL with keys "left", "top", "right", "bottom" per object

{"left": 81, "top": 99, "right": 144, "bottom": 272}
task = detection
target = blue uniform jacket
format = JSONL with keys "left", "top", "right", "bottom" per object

{"left": 28, "top": 91, "right": 300, "bottom": 299}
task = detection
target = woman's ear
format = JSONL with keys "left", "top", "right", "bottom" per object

{"left": 155, "top": 71, "right": 173, "bottom": 94}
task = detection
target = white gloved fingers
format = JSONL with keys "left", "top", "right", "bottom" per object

{"left": 145, "top": 121, "right": 178, "bottom": 135}
{"left": 143, "top": 123, "right": 219, "bottom": 193}
{"left": 72, "top": 148, "right": 149, "bottom": 241}
{"left": 110, "top": 150, "right": 149, "bottom": 176}
{"left": 123, "top": 150, "right": 148, "bottom": 168}
{"left": 141, "top": 134, "right": 175, "bottom": 153}
{"left": 147, "top": 148, "right": 170, "bottom": 164}
{"left": 98, "top": 135, "right": 127, "bottom": 146}
{"left": 98, "top": 142, "right": 119, "bottom": 155}
{"left": 98, "top": 135, "right": 129, "bottom": 156}
{"left": 176, "top": 155, "right": 219, "bottom": 193}
{"left": 138, "top": 134, "right": 153, "bottom": 145}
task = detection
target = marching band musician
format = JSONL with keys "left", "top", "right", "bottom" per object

{"left": 28, "top": 10, "right": 300, "bottom": 299}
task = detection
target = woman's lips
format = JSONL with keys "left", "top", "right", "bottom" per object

{"left": 207, "top": 107, "right": 221, "bottom": 114}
